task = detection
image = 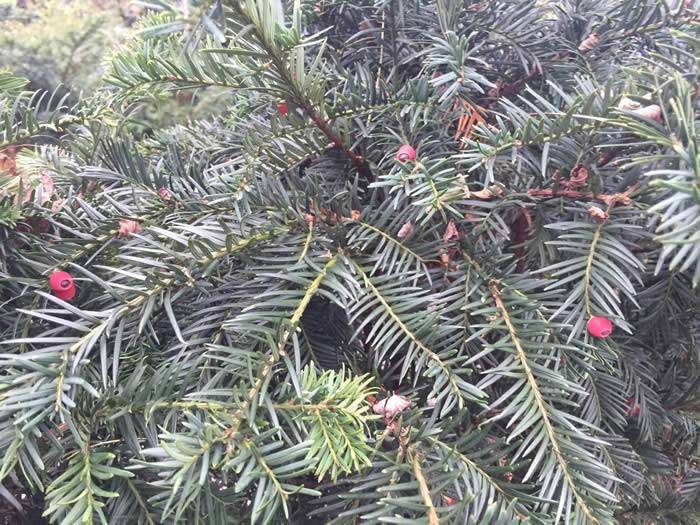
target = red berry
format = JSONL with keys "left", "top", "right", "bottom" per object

{"left": 49, "top": 271, "right": 76, "bottom": 301}
{"left": 396, "top": 144, "right": 416, "bottom": 162}
{"left": 586, "top": 316, "right": 613, "bottom": 338}
{"left": 277, "top": 101, "right": 288, "bottom": 116}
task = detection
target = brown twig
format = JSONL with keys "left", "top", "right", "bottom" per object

{"left": 466, "top": 184, "right": 638, "bottom": 206}
{"left": 308, "top": 115, "right": 369, "bottom": 174}
{"left": 528, "top": 185, "right": 637, "bottom": 206}
{"left": 481, "top": 65, "right": 543, "bottom": 112}
{"left": 597, "top": 147, "right": 624, "bottom": 167}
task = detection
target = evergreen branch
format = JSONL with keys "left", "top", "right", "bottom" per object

{"left": 538, "top": 205, "right": 645, "bottom": 336}
{"left": 125, "top": 478, "right": 157, "bottom": 525}
{"left": 297, "top": 223, "right": 313, "bottom": 263}
{"left": 426, "top": 436, "right": 522, "bottom": 509}
{"left": 5, "top": 229, "right": 277, "bottom": 414}
{"left": 616, "top": 508, "right": 700, "bottom": 524}
{"left": 428, "top": 440, "right": 540, "bottom": 522}
{"left": 226, "top": 0, "right": 369, "bottom": 176}
{"left": 583, "top": 203, "right": 613, "bottom": 316}
{"left": 489, "top": 280, "right": 603, "bottom": 524}
{"left": 466, "top": 186, "right": 638, "bottom": 206}
{"left": 410, "top": 451, "right": 440, "bottom": 525}
{"left": 348, "top": 220, "right": 430, "bottom": 278}
{"left": 36, "top": 201, "right": 171, "bottom": 278}
{"left": 0, "top": 86, "right": 77, "bottom": 149}
{"left": 246, "top": 440, "right": 290, "bottom": 505}
{"left": 460, "top": 81, "right": 616, "bottom": 176}
{"left": 350, "top": 259, "right": 483, "bottom": 409}
{"left": 223, "top": 254, "right": 340, "bottom": 443}
{"left": 43, "top": 445, "right": 132, "bottom": 524}
{"left": 1, "top": 2, "right": 697, "bottom": 522}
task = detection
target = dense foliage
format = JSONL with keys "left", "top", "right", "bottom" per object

{"left": 0, "top": 1, "right": 699, "bottom": 523}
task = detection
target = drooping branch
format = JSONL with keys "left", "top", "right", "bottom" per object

{"left": 350, "top": 259, "right": 478, "bottom": 408}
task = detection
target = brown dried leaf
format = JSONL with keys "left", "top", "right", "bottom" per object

{"left": 439, "top": 252, "right": 451, "bottom": 268}
{"left": 0, "top": 152, "right": 17, "bottom": 176}
{"left": 158, "top": 187, "right": 172, "bottom": 202}
{"left": 487, "top": 79, "right": 503, "bottom": 99}
{"left": 618, "top": 96, "right": 642, "bottom": 111}
{"left": 564, "top": 165, "right": 588, "bottom": 189}
{"left": 600, "top": 193, "right": 632, "bottom": 206}
{"left": 443, "top": 219, "right": 459, "bottom": 242}
{"left": 578, "top": 33, "right": 599, "bottom": 53}
{"left": 468, "top": 185, "right": 504, "bottom": 200}
{"left": 39, "top": 173, "right": 54, "bottom": 204}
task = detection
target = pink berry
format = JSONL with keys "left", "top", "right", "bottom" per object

{"left": 49, "top": 271, "right": 76, "bottom": 301}
{"left": 625, "top": 396, "right": 640, "bottom": 417}
{"left": 396, "top": 144, "right": 416, "bottom": 162}
{"left": 277, "top": 101, "right": 288, "bottom": 116}
{"left": 158, "top": 187, "right": 172, "bottom": 202}
{"left": 632, "top": 104, "right": 662, "bottom": 123}
{"left": 586, "top": 316, "right": 613, "bottom": 338}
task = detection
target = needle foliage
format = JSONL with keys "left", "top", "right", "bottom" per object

{"left": 0, "top": 1, "right": 698, "bottom": 524}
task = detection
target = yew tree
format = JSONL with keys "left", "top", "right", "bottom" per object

{"left": 0, "top": 1, "right": 698, "bottom": 524}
